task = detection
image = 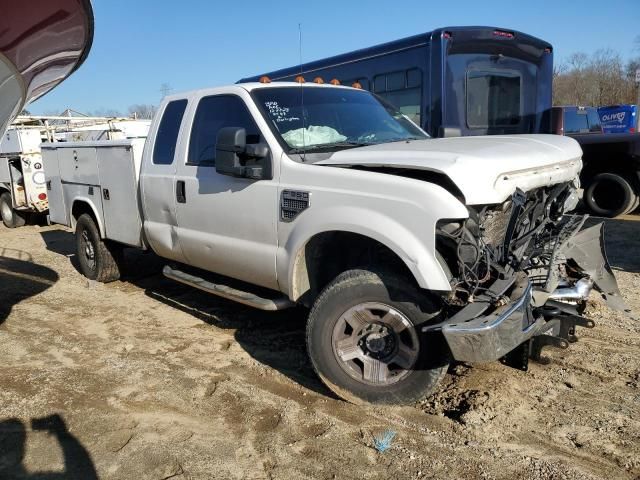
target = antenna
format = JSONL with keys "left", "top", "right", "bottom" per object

{"left": 298, "top": 23, "right": 306, "bottom": 161}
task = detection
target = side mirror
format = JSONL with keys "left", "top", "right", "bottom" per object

{"left": 215, "top": 127, "right": 271, "bottom": 179}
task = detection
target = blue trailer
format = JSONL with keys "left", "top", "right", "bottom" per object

{"left": 239, "top": 26, "right": 554, "bottom": 138}
{"left": 598, "top": 105, "right": 637, "bottom": 134}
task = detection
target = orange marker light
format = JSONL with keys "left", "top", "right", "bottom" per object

{"left": 294, "top": 75, "right": 305, "bottom": 83}
{"left": 351, "top": 82, "right": 362, "bottom": 89}
{"left": 313, "top": 77, "right": 324, "bottom": 84}
{"left": 329, "top": 78, "right": 340, "bottom": 85}
{"left": 259, "top": 76, "right": 271, "bottom": 83}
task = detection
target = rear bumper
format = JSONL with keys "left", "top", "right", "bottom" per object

{"left": 440, "top": 277, "right": 544, "bottom": 363}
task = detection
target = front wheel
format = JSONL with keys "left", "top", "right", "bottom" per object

{"left": 75, "top": 213, "right": 122, "bottom": 282}
{"left": 306, "top": 269, "right": 450, "bottom": 405}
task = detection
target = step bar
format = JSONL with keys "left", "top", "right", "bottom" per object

{"left": 162, "top": 265, "right": 295, "bottom": 311}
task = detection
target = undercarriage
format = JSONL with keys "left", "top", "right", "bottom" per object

{"left": 432, "top": 182, "right": 625, "bottom": 369}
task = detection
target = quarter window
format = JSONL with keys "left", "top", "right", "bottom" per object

{"left": 153, "top": 99, "right": 187, "bottom": 165}
{"left": 188, "top": 95, "right": 261, "bottom": 166}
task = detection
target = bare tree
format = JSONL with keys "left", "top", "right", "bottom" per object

{"left": 553, "top": 49, "right": 639, "bottom": 106}
{"left": 127, "top": 104, "right": 156, "bottom": 119}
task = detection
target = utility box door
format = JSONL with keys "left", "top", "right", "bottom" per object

{"left": 58, "top": 146, "right": 100, "bottom": 185}
{"left": 41, "top": 148, "right": 69, "bottom": 226}
{"left": 96, "top": 144, "right": 143, "bottom": 247}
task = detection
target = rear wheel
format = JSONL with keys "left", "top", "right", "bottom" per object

{"left": 75, "top": 213, "right": 122, "bottom": 282}
{"left": 0, "top": 192, "right": 26, "bottom": 228}
{"left": 584, "top": 173, "right": 636, "bottom": 218}
{"left": 306, "top": 268, "right": 450, "bottom": 405}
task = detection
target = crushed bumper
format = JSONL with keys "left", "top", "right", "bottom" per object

{"left": 425, "top": 274, "right": 546, "bottom": 363}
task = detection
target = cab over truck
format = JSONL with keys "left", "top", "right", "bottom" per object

{"left": 43, "top": 82, "right": 623, "bottom": 405}
{"left": 552, "top": 106, "right": 640, "bottom": 217}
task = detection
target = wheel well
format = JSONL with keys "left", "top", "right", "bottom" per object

{"left": 71, "top": 201, "right": 99, "bottom": 232}
{"left": 291, "top": 231, "right": 418, "bottom": 306}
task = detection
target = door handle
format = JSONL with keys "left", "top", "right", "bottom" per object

{"left": 176, "top": 180, "right": 186, "bottom": 203}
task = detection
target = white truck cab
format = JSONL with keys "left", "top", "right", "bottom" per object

{"left": 43, "top": 82, "right": 623, "bottom": 405}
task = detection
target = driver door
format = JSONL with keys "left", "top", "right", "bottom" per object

{"left": 174, "top": 93, "right": 279, "bottom": 290}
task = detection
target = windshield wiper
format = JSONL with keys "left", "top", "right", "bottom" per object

{"left": 289, "top": 141, "right": 372, "bottom": 154}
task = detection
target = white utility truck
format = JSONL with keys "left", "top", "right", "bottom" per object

{"left": 43, "top": 82, "right": 623, "bottom": 404}
{"left": 0, "top": 116, "right": 150, "bottom": 228}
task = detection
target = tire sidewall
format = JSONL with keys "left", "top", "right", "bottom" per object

{"left": 307, "top": 269, "right": 449, "bottom": 405}
{"left": 0, "top": 192, "right": 16, "bottom": 228}
{"left": 75, "top": 215, "right": 100, "bottom": 280}
{"left": 585, "top": 173, "right": 635, "bottom": 218}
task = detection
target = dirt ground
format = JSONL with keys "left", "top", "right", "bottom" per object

{"left": 0, "top": 217, "right": 638, "bottom": 480}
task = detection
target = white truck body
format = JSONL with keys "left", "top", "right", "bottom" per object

{"left": 42, "top": 82, "right": 622, "bottom": 405}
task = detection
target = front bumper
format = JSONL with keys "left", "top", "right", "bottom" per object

{"left": 428, "top": 274, "right": 545, "bottom": 363}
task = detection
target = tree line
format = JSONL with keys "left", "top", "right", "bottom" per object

{"left": 553, "top": 37, "right": 640, "bottom": 106}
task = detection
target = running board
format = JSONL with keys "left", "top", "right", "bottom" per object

{"left": 162, "top": 265, "right": 295, "bottom": 311}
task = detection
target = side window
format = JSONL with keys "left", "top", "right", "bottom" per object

{"left": 372, "top": 69, "right": 422, "bottom": 123}
{"left": 153, "top": 99, "right": 187, "bottom": 165}
{"left": 188, "top": 95, "right": 261, "bottom": 166}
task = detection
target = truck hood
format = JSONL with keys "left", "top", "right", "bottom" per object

{"left": 315, "top": 134, "right": 582, "bottom": 205}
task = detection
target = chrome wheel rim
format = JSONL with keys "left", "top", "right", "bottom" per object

{"left": 332, "top": 302, "right": 419, "bottom": 386}
{"left": 81, "top": 230, "right": 96, "bottom": 270}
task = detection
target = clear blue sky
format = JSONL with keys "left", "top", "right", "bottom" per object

{"left": 31, "top": 0, "right": 640, "bottom": 115}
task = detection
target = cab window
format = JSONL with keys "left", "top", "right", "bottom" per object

{"left": 188, "top": 95, "right": 261, "bottom": 166}
{"left": 153, "top": 99, "right": 187, "bottom": 165}
{"left": 564, "top": 110, "right": 589, "bottom": 134}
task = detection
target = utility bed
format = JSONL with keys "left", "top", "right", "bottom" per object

{"left": 42, "top": 139, "right": 146, "bottom": 248}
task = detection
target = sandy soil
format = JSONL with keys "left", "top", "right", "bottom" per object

{"left": 0, "top": 218, "right": 638, "bottom": 480}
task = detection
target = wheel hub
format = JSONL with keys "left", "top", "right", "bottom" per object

{"left": 81, "top": 230, "right": 96, "bottom": 269}
{"left": 332, "top": 302, "right": 419, "bottom": 386}
{"left": 361, "top": 325, "right": 396, "bottom": 358}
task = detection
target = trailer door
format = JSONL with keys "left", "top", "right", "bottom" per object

{"left": 437, "top": 29, "right": 553, "bottom": 136}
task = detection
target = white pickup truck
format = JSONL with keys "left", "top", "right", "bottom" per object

{"left": 42, "top": 82, "right": 623, "bottom": 405}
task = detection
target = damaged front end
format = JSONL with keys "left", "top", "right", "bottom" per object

{"left": 428, "top": 182, "right": 625, "bottom": 368}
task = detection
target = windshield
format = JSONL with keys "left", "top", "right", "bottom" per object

{"left": 252, "top": 86, "right": 428, "bottom": 152}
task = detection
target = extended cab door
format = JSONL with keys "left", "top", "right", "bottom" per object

{"left": 140, "top": 99, "right": 189, "bottom": 262}
{"left": 173, "top": 91, "right": 279, "bottom": 290}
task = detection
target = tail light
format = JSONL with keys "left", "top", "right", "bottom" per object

{"left": 493, "top": 29, "right": 514, "bottom": 39}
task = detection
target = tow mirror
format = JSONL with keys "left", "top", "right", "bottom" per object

{"left": 215, "top": 127, "right": 271, "bottom": 179}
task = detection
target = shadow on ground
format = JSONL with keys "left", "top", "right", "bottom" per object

{"left": 0, "top": 248, "right": 58, "bottom": 325}
{"left": 0, "top": 413, "right": 97, "bottom": 479}
{"left": 585, "top": 216, "right": 640, "bottom": 274}
{"left": 39, "top": 229, "right": 333, "bottom": 399}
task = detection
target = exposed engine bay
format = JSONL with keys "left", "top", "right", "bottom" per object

{"left": 431, "top": 181, "right": 626, "bottom": 368}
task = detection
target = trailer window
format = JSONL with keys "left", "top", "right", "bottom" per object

{"left": 372, "top": 69, "right": 422, "bottom": 123}
{"left": 466, "top": 70, "right": 521, "bottom": 128}
{"left": 188, "top": 95, "right": 261, "bottom": 166}
{"left": 153, "top": 99, "right": 187, "bottom": 165}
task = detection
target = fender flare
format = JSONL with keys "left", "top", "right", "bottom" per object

{"left": 70, "top": 196, "right": 105, "bottom": 238}
{"left": 278, "top": 205, "right": 454, "bottom": 300}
